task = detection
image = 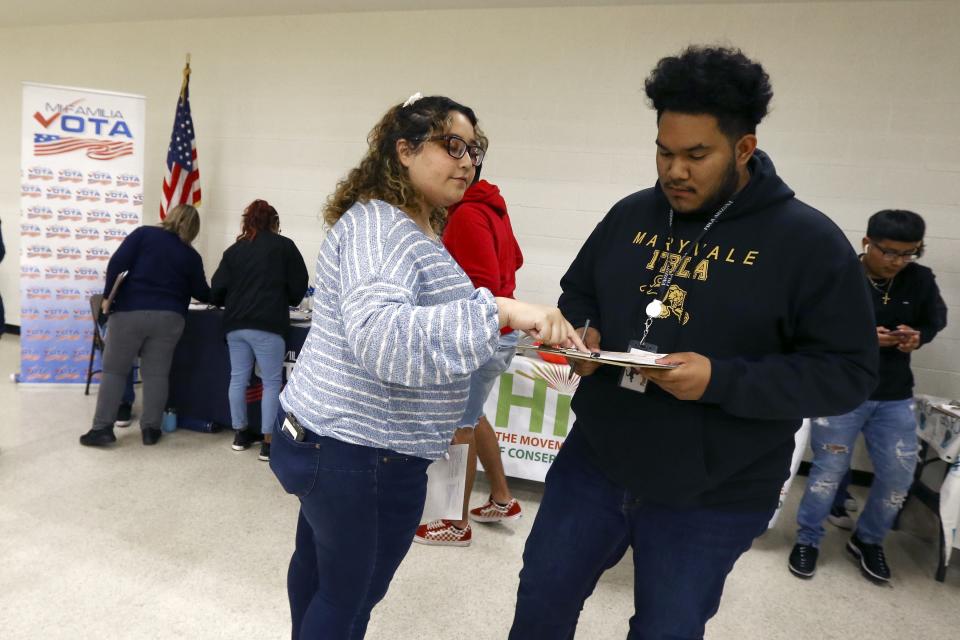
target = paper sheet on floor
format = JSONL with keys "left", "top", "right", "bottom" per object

{"left": 421, "top": 444, "right": 468, "bottom": 522}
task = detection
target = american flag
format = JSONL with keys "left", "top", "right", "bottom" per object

{"left": 160, "top": 72, "right": 201, "bottom": 219}
{"left": 34, "top": 134, "right": 133, "bottom": 161}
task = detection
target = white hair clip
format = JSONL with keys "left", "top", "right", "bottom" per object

{"left": 402, "top": 92, "right": 423, "bottom": 108}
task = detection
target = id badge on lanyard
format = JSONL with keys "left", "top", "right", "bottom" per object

{"left": 619, "top": 339, "right": 658, "bottom": 394}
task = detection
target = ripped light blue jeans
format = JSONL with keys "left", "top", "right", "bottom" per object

{"left": 796, "top": 399, "right": 918, "bottom": 547}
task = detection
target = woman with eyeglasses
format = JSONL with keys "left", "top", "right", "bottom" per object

{"left": 270, "top": 94, "right": 586, "bottom": 639}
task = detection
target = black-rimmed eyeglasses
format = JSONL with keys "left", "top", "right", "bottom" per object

{"left": 867, "top": 240, "right": 924, "bottom": 263}
{"left": 424, "top": 134, "right": 485, "bottom": 167}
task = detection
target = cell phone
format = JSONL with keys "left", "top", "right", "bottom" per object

{"left": 282, "top": 414, "right": 305, "bottom": 442}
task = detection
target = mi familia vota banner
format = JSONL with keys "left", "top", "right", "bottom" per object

{"left": 20, "top": 83, "right": 145, "bottom": 384}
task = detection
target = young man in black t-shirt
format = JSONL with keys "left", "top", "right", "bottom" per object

{"left": 790, "top": 209, "right": 948, "bottom": 583}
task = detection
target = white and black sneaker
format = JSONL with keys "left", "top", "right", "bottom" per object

{"left": 847, "top": 534, "right": 891, "bottom": 583}
{"left": 827, "top": 505, "right": 855, "bottom": 530}
{"left": 258, "top": 442, "right": 270, "bottom": 461}
{"left": 232, "top": 428, "right": 258, "bottom": 451}
{"left": 788, "top": 543, "right": 819, "bottom": 579}
{"left": 114, "top": 403, "right": 133, "bottom": 428}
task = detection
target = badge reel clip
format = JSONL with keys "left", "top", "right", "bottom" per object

{"left": 619, "top": 298, "right": 664, "bottom": 394}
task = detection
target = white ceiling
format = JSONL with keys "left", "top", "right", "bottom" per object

{"left": 0, "top": 0, "right": 891, "bottom": 29}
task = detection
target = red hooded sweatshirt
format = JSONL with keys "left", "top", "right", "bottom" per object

{"left": 443, "top": 180, "right": 524, "bottom": 333}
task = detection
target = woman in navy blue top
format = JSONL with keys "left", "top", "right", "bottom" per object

{"left": 80, "top": 204, "right": 210, "bottom": 447}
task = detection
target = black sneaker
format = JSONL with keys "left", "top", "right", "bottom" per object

{"left": 141, "top": 428, "right": 162, "bottom": 446}
{"left": 827, "top": 505, "right": 854, "bottom": 530}
{"left": 232, "top": 428, "right": 257, "bottom": 451}
{"left": 79, "top": 427, "right": 116, "bottom": 447}
{"left": 788, "top": 543, "right": 819, "bottom": 579}
{"left": 114, "top": 403, "right": 133, "bottom": 428}
{"left": 847, "top": 534, "right": 891, "bottom": 582}
{"left": 258, "top": 442, "right": 271, "bottom": 461}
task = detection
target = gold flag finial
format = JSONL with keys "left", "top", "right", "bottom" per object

{"left": 179, "top": 53, "right": 191, "bottom": 102}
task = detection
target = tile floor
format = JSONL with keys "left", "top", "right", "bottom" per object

{"left": 0, "top": 336, "right": 957, "bottom": 639}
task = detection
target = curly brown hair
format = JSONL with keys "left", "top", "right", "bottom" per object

{"left": 324, "top": 95, "right": 486, "bottom": 234}
{"left": 237, "top": 199, "right": 279, "bottom": 241}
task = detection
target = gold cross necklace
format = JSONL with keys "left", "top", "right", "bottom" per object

{"left": 861, "top": 256, "right": 893, "bottom": 305}
{"left": 867, "top": 274, "right": 894, "bottom": 305}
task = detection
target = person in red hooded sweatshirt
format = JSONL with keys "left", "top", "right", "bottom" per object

{"left": 414, "top": 161, "right": 525, "bottom": 547}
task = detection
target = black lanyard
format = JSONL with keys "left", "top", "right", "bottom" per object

{"left": 653, "top": 200, "right": 733, "bottom": 300}
{"left": 638, "top": 199, "right": 734, "bottom": 344}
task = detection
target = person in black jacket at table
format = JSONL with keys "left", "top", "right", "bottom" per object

{"left": 509, "top": 46, "right": 878, "bottom": 640}
{"left": 80, "top": 204, "right": 211, "bottom": 447}
{"left": 211, "top": 199, "right": 308, "bottom": 461}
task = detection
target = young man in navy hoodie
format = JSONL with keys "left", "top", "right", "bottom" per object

{"left": 509, "top": 46, "right": 878, "bottom": 639}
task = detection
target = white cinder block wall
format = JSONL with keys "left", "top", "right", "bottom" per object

{"left": 0, "top": 2, "right": 957, "bottom": 400}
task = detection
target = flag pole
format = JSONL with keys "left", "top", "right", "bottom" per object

{"left": 179, "top": 53, "right": 191, "bottom": 104}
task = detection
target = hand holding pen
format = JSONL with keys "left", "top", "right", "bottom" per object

{"left": 567, "top": 319, "right": 603, "bottom": 376}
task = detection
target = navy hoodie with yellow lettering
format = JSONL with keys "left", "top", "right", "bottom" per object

{"left": 559, "top": 150, "right": 878, "bottom": 510}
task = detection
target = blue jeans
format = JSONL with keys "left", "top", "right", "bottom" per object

{"left": 226, "top": 329, "right": 285, "bottom": 434}
{"left": 459, "top": 331, "right": 518, "bottom": 428}
{"left": 832, "top": 469, "right": 853, "bottom": 511}
{"left": 796, "top": 399, "right": 918, "bottom": 547}
{"left": 270, "top": 409, "right": 431, "bottom": 640}
{"left": 510, "top": 428, "right": 773, "bottom": 640}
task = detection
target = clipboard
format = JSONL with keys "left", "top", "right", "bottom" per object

{"left": 517, "top": 344, "right": 678, "bottom": 370}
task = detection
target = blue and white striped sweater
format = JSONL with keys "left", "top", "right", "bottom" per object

{"left": 280, "top": 200, "right": 500, "bottom": 460}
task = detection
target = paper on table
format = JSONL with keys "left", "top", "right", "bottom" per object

{"left": 421, "top": 444, "right": 469, "bottom": 523}
{"left": 516, "top": 345, "right": 677, "bottom": 369}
